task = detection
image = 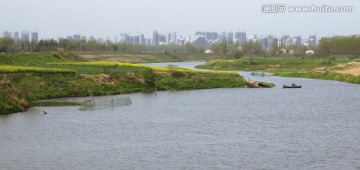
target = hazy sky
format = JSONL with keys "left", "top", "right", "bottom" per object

{"left": 1, "top": 0, "right": 359, "bottom": 39}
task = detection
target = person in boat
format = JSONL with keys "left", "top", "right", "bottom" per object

{"left": 292, "top": 83, "right": 295, "bottom": 87}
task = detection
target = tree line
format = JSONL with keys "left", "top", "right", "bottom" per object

{"left": 316, "top": 35, "right": 360, "bottom": 56}
{"left": 0, "top": 37, "right": 203, "bottom": 54}
{"left": 1, "top": 35, "right": 360, "bottom": 57}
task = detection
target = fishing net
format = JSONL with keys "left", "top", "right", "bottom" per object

{"left": 79, "top": 97, "right": 132, "bottom": 110}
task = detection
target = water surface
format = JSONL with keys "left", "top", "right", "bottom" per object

{"left": 1, "top": 62, "right": 359, "bottom": 169}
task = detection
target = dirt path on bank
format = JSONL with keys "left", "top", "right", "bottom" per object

{"left": 315, "top": 62, "right": 360, "bottom": 76}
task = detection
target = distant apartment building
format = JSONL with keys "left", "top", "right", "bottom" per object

{"left": 309, "top": 35, "right": 316, "bottom": 47}
{"left": 304, "top": 35, "right": 316, "bottom": 48}
{"left": 195, "top": 32, "right": 218, "bottom": 41}
{"left": 193, "top": 35, "right": 209, "bottom": 48}
{"left": 278, "top": 35, "right": 289, "bottom": 47}
{"left": 140, "top": 34, "right": 146, "bottom": 45}
{"left": 13, "top": 32, "right": 20, "bottom": 41}
{"left": 146, "top": 39, "right": 151, "bottom": 45}
{"left": 172, "top": 32, "right": 177, "bottom": 44}
{"left": 292, "top": 36, "right": 302, "bottom": 46}
{"left": 88, "top": 36, "right": 96, "bottom": 41}
{"left": 166, "top": 33, "right": 172, "bottom": 45}
{"left": 152, "top": 31, "right": 159, "bottom": 45}
{"left": 120, "top": 34, "right": 129, "bottom": 43}
{"left": 226, "top": 32, "right": 234, "bottom": 42}
{"left": 73, "top": 34, "right": 81, "bottom": 41}
{"left": 235, "top": 32, "right": 246, "bottom": 44}
{"left": 21, "top": 31, "right": 30, "bottom": 41}
{"left": 159, "top": 35, "right": 166, "bottom": 45}
{"left": 31, "top": 32, "right": 39, "bottom": 43}
{"left": 259, "top": 37, "right": 268, "bottom": 50}
{"left": 3, "top": 31, "right": 12, "bottom": 38}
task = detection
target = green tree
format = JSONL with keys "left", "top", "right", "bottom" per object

{"left": 141, "top": 68, "right": 157, "bottom": 88}
{"left": 232, "top": 51, "right": 244, "bottom": 59}
{"left": 0, "top": 38, "right": 16, "bottom": 53}
{"left": 112, "top": 44, "right": 118, "bottom": 52}
{"left": 185, "top": 42, "right": 196, "bottom": 53}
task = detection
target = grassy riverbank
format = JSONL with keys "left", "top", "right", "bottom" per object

{"left": 76, "top": 52, "right": 233, "bottom": 63}
{"left": 196, "top": 56, "right": 360, "bottom": 84}
{"left": 0, "top": 52, "right": 250, "bottom": 114}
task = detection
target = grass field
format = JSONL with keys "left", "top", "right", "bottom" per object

{"left": 0, "top": 65, "right": 76, "bottom": 74}
{"left": 77, "top": 52, "right": 232, "bottom": 63}
{"left": 196, "top": 56, "right": 360, "bottom": 84}
{"left": 48, "top": 61, "right": 239, "bottom": 75}
{"left": 0, "top": 52, "right": 84, "bottom": 66}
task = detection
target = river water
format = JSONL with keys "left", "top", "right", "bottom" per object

{"left": 1, "top": 62, "right": 359, "bottom": 170}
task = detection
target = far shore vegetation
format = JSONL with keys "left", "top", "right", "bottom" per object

{"left": 196, "top": 56, "right": 360, "bottom": 84}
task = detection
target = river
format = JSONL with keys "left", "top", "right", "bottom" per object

{"left": 1, "top": 62, "right": 359, "bottom": 169}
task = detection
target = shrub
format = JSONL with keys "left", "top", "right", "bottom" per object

{"left": 140, "top": 68, "right": 156, "bottom": 87}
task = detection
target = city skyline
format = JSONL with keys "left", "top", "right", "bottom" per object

{"left": 2, "top": 29, "right": 318, "bottom": 52}
{"left": 1, "top": 0, "right": 359, "bottom": 39}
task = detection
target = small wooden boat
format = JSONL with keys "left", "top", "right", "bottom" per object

{"left": 283, "top": 84, "right": 302, "bottom": 88}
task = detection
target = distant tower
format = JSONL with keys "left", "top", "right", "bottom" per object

{"left": 31, "top": 32, "right": 39, "bottom": 43}
{"left": 13, "top": 32, "right": 20, "bottom": 41}
{"left": 172, "top": 32, "right": 177, "bottom": 44}
{"left": 221, "top": 32, "right": 226, "bottom": 42}
{"left": 293, "top": 36, "right": 301, "bottom": 46}
{"left": 140, "top": 34, "right": 146, "bottom": 45}
{"left": 309, "top": 35, "right": 316, "bottom": 47}
{"left": 21, "top": 31, "right": 30, "bottom": 41}
{"left": 73, "top": 34, "right": 81, "bottom": 41}
{"left": 152, "top": 31, "right": 159, "bottom": 45}
{"left": 235, "top": 32, "right": 247, "bottom": 44}
{"left": 3, "top": 31, "right": 12, "bottom": 38}
{"left": 167, "top": 33, "right": 172, "bottom": 45}
{"left": 226, "top": 32, "right": 234, "bottom": 42}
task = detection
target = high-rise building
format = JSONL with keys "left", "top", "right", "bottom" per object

{"left": 120, "top": 34, "right": 129, "bottom": 43}
{"left": 212, "top": 32, "right": 218, "bottom": 40}
{"left": 31, "top": 32, "right": 39, "bottom": 43}
{"left": 73, "top": 34, "right": 81, "bottom": 41}
{"left": 259, "top": 37, "right": 268, "bottom": 50}
{"left": 132, "top": 35, "right": 140, "bottom": 44}
{"left": 280, "top": 35, "right": 289, "bottom": 46}
{"left": 140, "top": 34, "right": 146, "bottom": 45}
{"left": 3, "top": 31, "right": 12, "bottom": 38}
{"left": 172, "top": 32, "right": 177, "bottom": 44}
{"left": 235, "top": 32, "right": 247, "bottom": 44}
{"left": 67, "top": 36, "right": 73, "bottom": 41}
{"left": 88, "top": 36, "right": 96, "bottom": 41}
{"left": 13, "top": 32, "right": 20, "bottom": 41}
{"left": 205, "top": 32, "right": 212, "bottom": 40}
{"left": 266, "top": 35, "right": 275, "bottom": 50}
{"left": 21, "top": 31, "right": 30, "bottom": 41}
{"left": 221, "top": 32, "right": 226, "bottom": 42}
{"left": 292, "top": 36, "right": 302, "bottom": 46}
{"left": 251, "top": 34, "right": 258, "bottom": 41}
{"left": 166, "top": 33, "right": 172, "bottom": 45}
{"left": 152, "top": 31, "right": 159, "bottom": 45}
{"left": 159, "top": 35, "right": 166, "bottom": 44}
{"left": 193, "top": 35, "right": 209, "bottom": 47}
{"left": 309, "top": 35, "right": 316, "bottom": 47}
{"left": 226, "top": 32, "right": 234, "bottom": 42}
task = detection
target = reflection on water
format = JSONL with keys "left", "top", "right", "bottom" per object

{"left": 1, "top": 62, "right": 359, "bottom": 170}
